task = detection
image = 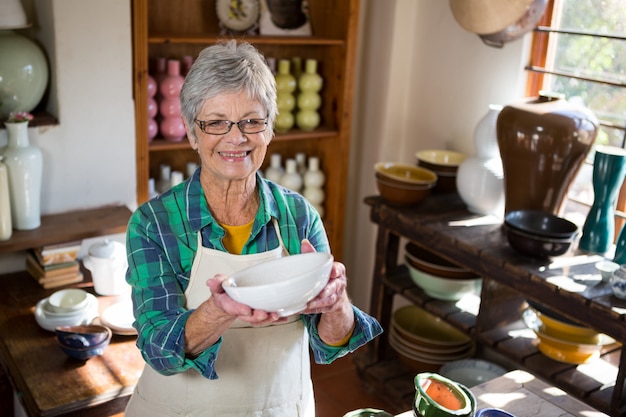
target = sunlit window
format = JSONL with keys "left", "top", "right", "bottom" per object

{"left": 527, "top": 0, "right": 626, "bottom": 221}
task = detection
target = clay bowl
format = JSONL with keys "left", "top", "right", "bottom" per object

{"left": 375, "top": 177, "right": 435, "bottom": 206}
{"left": 222, "top": 252, "right": 333, "bottom": 316}
{"left": 416, "top": 150, "right": 467, "bottom": 194}
{"left": 55, "top": 324, "right": 112, "bottom": 361}
{"left": 375, "top": 162, "right": 438, "bottom": 184}
{"left": 414, "top": 372, "right": 475, "bottom": 417}
{"left": 416, "top": 150, "right": 468, "bottom": 174}
{"left": 392, "top": 305, "right": 472, "bottom": 349}
{"left": 504, "top": 209, "right": 579, "bottom": 239}
{"left": 504, "top": 224, "right": 576, "bottom": 258}
{"left": 407, "top": 262, "right": 482, "bottom": 301}
{"left": 405, "top": 242, "right": 478, "bottom": 279}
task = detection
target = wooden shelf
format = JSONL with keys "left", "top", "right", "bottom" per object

{"left": 363, "top": 193, "right": 626, "bottom": 416}
{"left": 148, "top": 34, "right": 346, "bottom": 46}
{"left": 133, "top": 0, "right": 360, "bottom": 260}
{"left": 0, "top": 205, "right": 132, "bottom": 254}
{"left": 147, "top": 127, "right": 339, "bottom": 152}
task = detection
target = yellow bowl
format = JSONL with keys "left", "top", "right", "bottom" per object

{"left": 392, "top": 305, "right": 471, "bottom": 348}
{"left": 374, "top": 162, "right": 438, "bottom": 186}
{"left": 416, "top": 150, "right": 468, "bottom": 173}
{"left": 532, "top": 308, "right": 599, "bottom": 342}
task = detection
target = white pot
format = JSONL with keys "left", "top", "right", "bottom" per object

{"left": 83, "top": 239, "right": 129, "bottom": 296}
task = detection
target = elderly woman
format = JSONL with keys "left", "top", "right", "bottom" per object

{"left": 124, "top": 40, "right": 382, "bottom": 416}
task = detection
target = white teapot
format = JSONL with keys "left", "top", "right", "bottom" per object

{"left": 83, "top": 239, "right": 129, "bottom": 296}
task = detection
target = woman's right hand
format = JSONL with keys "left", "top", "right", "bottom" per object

{"left": 207, "top": 274, "right": 287, "bottom": 326}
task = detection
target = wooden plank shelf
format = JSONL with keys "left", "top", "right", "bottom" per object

{"left": 0, "top": 205, "right": 132, "bottom": 254}
{"left": 363, "top": 193, "right": 626, "bottom": 416}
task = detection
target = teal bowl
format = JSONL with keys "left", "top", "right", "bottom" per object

{"left": 413, "top": 372, "right": 475, "bottom": 417}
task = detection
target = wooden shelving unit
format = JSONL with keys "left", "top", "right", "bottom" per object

{"left": 131, "top": 0, "right": 361, "bottom": 260}
{"left": 360, "top": 194, "right": 626, "bottom": 416}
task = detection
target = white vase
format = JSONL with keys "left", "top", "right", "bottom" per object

{"left": 264, "top": 153, "right": 284, "bottom": 183}
{"left": 456, "top": 105, "right": 505, "bottom": 216}
{"left": 279, "top": 158, "right": 302, "bottom": 192}
{"left": 0, "top": 156, "right": 12, "bottom": 240}
{"left": 2, "top": 121, "right": 43, "bottom": 230}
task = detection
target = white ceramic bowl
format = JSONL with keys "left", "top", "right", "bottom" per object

{"left": 407, "top": 261, "right": 482, "bottom": 301}
{"left": 47, "top": 288, "right": 89, "bottom": 313}
{"left": 222, "top": 252, "right": 333, "bottom": 316}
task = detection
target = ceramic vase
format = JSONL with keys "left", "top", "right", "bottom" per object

{"left": 158, "top": 59, "right": 185, "bottom": 142}
{"left": 264, "top": 153, "right": 284, "bottom": 183}
{"left": 456, "top": 105, "right": 505, "bottom": 216}
{"left": 303, "top": 156, "right": 326, "bottom": 217}
{"left": 156, "top": 164, "right": 171, "bottom": 195}
{"left": 147, "top": 75, "right": 158, "bottom": 141}
{"left": 497, "top": 94, "right": 598, "bottom": 215}
{"left": 296, "top": 59, "right": 322, "bottom": 131}
{"left": 0, "top": 156, "right": 12, "bottom": 240}
{"left": 275, "top": 59, "right": 296, "bottom": 133}
{"left": 0, "top": 30, "right": 49, "bottom": 120}
{"left": 2, "top": 121, "right": 43, "bottom": 230}
{"left": 279, "top": 158, "right": 302, "bottom": 192}
{"left": 578, "top": 146, "right": 626, "bottom": 257}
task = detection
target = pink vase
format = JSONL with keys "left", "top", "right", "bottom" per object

{"left": 158, "top": 59, "right": 185, "bottom": 142}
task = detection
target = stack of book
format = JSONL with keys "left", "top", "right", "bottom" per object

{"left": 26, "top": 241, "right": 84, "bottom": 289}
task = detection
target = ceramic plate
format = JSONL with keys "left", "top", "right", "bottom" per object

{"left": 100, "top": 300, "right": 137, "bottom": 336}
{"left": 34, "top": 293, "right": 99, "bottom": 332}
{"left": 439, "top": 359, "right": 507, "bottom": 388}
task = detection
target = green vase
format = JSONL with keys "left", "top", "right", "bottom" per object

{"left": 0, "top": 30, "right": 49, "bottom": 120}
{"left": 296, "top": 59, "right": 322, "bottom": 131}
{"left": 274, "top": 59, "right": 296, "bottom": 133}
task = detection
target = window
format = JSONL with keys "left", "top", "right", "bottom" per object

{"left": 526, "top": 0, "right": 626, "bottom": 232}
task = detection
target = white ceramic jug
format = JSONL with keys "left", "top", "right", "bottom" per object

{"left": 83, "top": 239, "right": 129, "bottom": 296}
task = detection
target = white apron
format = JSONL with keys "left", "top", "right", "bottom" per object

{"left": 125, "top": 220, "right": 315, "bottom": 417}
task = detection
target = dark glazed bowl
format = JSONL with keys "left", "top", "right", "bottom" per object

{"left": 475, "top": 408, "right": 517, "bottom": 417}
{"left": 55, "top": 324, "right": 112, "bottom": 360}
{"left": 504, "top": 210, "right": 579, "bottom": 239}
{"left": 504, "top": 224, "right": 575, "bottom": 258}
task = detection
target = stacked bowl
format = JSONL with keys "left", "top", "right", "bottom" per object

{"left": 416, "top": 150, "right": 467, "bottom": 194}
{"left": 503, "top": 210, "right": 579, "bottom": 258}
{"left": 405, "top": 242, "right": 482, "bottom": 301}
{"left": 34, "top": 288, "right": 99, "bottom": 332}
{"left": 523, "top": 303, "right": 617, "bottom": 364}
{"left": 374, "top": 162, "right": 438, "bottom": 206}
{"left": 390, "top": 306, "right": 474, "bottom": 373}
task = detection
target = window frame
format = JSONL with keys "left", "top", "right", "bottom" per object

{"left": 525, "top": 0, "right": 626, "bottom": 237}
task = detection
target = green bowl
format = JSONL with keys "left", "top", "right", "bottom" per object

{"left": 413, "top": 373, "right": 475, "bottom": 417}
{"left": 343, "top": 409, "right": 394, "bottom": 417}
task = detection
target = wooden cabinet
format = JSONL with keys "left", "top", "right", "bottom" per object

{"left": 131, "top": 0, "right": 360, "bottom": 259}
{"left": 357, "top": 194, "right": 626, "bottom": 416}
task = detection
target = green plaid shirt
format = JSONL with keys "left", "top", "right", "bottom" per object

{"left": 126, "top": 169, "right": 382, "bottom": 379}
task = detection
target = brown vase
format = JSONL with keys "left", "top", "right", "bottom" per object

{"left": 496, "top": 93, "right": 598, "bottom": 215}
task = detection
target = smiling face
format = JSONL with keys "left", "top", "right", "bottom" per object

{"left": 187, "top": 90, "right": 272, "bottom": 188}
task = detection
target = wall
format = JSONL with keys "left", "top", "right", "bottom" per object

{"left": 344, "top": 0, "right": 531, "bottom": 310}
{"left": 1, "top": 0, "right": 531, "bottom": 312}
{"left": 0, "top": 0, "right": 135, "bottom": 272}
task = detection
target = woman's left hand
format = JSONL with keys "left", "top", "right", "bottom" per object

{"left": 300, "top": 240, "right": 350, "bottom": 315}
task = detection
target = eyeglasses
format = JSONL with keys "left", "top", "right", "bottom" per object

{"left": 194, "top": 118, "right": 268, "bottom": 135}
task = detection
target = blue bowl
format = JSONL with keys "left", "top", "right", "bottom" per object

{"left": 55, "top": 324, "right": 112, "bottom": 360}
{"left": 475, "top": 408, "right": 516, "bottom": 417}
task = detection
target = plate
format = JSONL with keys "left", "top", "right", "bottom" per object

{"left": 100, "top": 300, "right": 136, "bottom": 335}
{"left": 34, "top": 293, "right": 99, "bottom": 332}
{"left": 439, "top": 359, "right": 507, "bottom": 388}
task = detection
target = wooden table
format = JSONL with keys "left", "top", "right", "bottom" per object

{"left": 0, "top": 270, "right": 144, "bottom": 417}
{"left": 395, "top": 370, "right": 608, "bottom": 417}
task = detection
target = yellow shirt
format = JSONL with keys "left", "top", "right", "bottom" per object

{"left": 220, "top": 219, "right": 255, "bottom": 254}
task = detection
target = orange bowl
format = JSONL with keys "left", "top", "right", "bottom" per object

{"left": 375, "top": 176, "right": 435, "bottom": 206}
{"left": 374, "top": 162, "right": 438, "bottom": 186}
{"left": 405, "top": 242, "right": 478, "bottom": 279}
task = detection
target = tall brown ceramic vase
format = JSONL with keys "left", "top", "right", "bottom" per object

{"left": 496, "top": 93, "right": 598, "bottom": 215}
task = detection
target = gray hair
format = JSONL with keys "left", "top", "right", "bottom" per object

{"left": 180, "top": 40, "right": 277, "bottom": 140}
